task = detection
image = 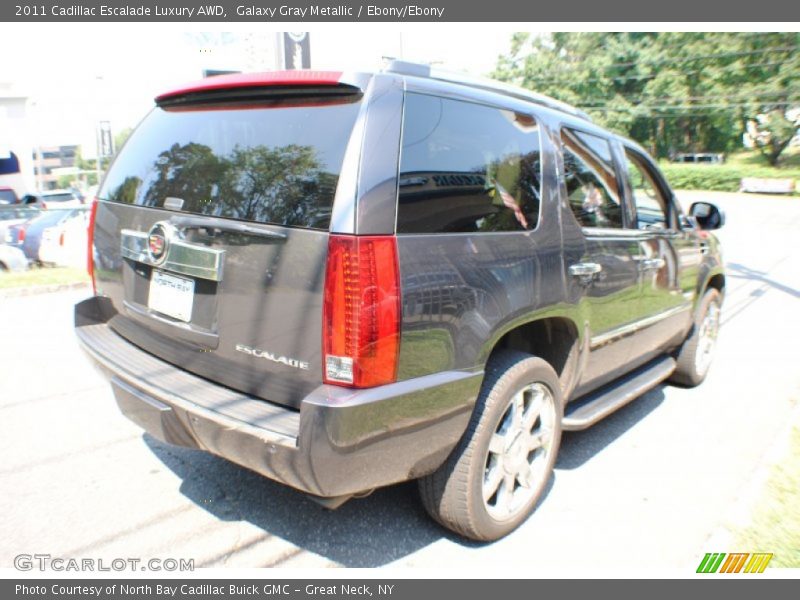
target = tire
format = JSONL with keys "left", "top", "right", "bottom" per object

{"left": 418, "top": 350, "right": 563, "bottom": 541}
{"left": 669, "top": 288, "right": 722, "bottom": 387}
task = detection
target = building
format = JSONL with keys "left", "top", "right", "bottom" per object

{"left": 33, "top": 145, "right": 79, "bottom": 190}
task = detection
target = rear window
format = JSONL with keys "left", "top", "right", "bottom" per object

{"left": 0, "top": 189, "right": 17, "bottom": 204}
{"left": 100, "top": 96, "right": 361, "bottom": 230}
{"left": 0, "top": 207, "right": 36, "bottom": 221}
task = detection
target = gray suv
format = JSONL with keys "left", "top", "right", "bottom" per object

{"left": 75, "top": 61, "right": 725, "bottom": 541}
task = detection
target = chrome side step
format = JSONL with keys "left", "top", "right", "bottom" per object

{"left": 562, "top": 356, "right": 676, "bottom": 431}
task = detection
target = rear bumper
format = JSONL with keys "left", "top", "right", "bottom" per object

{"left": 75, "top": 296, "right": 481, "bottom": 498}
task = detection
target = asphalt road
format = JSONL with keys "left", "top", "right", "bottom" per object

{"left": 1, "top": 191, "right": 798, "bottom": 572}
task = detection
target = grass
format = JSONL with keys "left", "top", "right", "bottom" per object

{"left": 0, "top": 266, "right": 90, "bottom": 290}
{"left": 724, "top": 147, "right": 800, "bottom": 170}
{"left": 734, "top": 426, "right": 800, "bottom": 568}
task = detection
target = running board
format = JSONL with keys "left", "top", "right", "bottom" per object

{"left": 562, "top": 356, "right": 676, "bottom": 431}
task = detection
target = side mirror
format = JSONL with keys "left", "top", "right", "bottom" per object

{"left": 689, "top": 201, "right": 725, "bottom": 230}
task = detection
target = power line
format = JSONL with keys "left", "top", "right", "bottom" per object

{"left": 577, "top": 91, "right": 800, "bottom": 108}
{"left": 515, "top": 59, "right": 798, "bottom": 85}
{"left": 505, "top": 46, "right": 799, "bottom": 80}
{"left": 603, "top": 45, "right": 800, "bottom": 70}
{"left": 579, "top": 101, "right": 800, "bottom": 112}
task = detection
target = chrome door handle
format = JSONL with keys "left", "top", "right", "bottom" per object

{"left": 569, "top": 262, "right": 602, "bottom": 277}
{"left": 639, "top": 258, "right": 665, "bottom": 271}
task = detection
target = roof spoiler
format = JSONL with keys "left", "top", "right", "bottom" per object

{"left": 155, "top": 71, "right": 366, "bottom": 105}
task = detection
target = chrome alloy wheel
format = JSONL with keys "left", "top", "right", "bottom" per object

{"left": 482, "top": 382, "right": 556, "bottom": 521}
{"left": 695, "top": 300, "right": 721, "bottom": 375}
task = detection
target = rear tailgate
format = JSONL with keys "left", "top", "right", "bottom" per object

{"left": 92, "top": 80, "right": 364, "bottom": 409}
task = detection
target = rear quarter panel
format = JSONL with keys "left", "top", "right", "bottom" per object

{"left": 395, "top": 112, "right": 575, "bottom": 380}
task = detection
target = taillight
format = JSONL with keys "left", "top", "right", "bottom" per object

{"left": 40, "top": 201, "right": 47, "bottom": 210}
{"left": 59, "top": 231, "right": 65, "bottom": 246}
{"left": 18, "top": 227, "right": 26, "bottom": 242}
{"left": 323, "top": 235, "right": 401, "bottom": 388}
{"left": 87, "top": 198, "right": 98, "bottom": 294}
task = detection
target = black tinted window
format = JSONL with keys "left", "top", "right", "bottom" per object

{"left": 100, "top": 96, "right": 361, "bottom": 230}
{"left": 561, "top": 129, "right": 623, "bottom": 229}
{"left": 397, "top": 94, "right": 542, "bottom": 234}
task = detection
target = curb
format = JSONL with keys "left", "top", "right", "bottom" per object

{"left": 0, "top": 281, "right": 90, "bottom": 299}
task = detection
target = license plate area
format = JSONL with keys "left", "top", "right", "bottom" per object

{"left": 148, "top": 270, "right": 195, "bottom": 322}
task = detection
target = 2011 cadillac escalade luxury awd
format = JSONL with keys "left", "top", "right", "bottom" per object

{"left": 75, "top": 62, "right": 725, "bottom": 541}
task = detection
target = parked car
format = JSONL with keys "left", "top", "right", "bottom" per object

{"left": 0, "top": 205, "right": 39, "bottom": 244}
{"left": 0, "top": 186, "right": 19, "bottom": 205}
{"left": 672, "top": 152, "right": 725, "bottom": 164}
{"left": 6, "top": 207, "right": 88, "bottom": 263}
{"left": 38, "top": 208, "right": 90, "bottom": 268}
{"left": 21, "top": 189, "right": 84, "bottom": 210}
{"left": 75, "top": 63, "right": 726, "bottom": 541}
{"left": 0, "top": 244, "right": 28, "bottom": 272}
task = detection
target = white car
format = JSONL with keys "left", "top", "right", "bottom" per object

{"left": 23, "top": 189, "right": 85, "bottom": 210}
{"left": 0, "top": 206, "right": 39, "bottom": 244}
{"left": 0, "top": 244, "right": 29, "bottom": 272}
{"left": 37, "top": 209, "right": 90, "bottom": 268}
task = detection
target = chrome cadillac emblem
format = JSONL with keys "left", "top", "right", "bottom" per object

{"left": 147, "top": 222, "right": 171, "bottom": 264}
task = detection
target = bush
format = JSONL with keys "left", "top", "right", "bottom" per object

{"left": 659, "top": 163, "right": 800, "bottom": 193}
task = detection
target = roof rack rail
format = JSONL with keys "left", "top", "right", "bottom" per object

{"left": 383, "top": 60, "right": 592, "bottom": 122}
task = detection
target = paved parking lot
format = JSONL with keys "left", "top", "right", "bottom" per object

{"left": 1, "top": 191, "right": 798, "bottom": 571}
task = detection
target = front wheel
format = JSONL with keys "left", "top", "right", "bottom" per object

{"left": 418, "top": 350, "right": 563, "bottom": 541}
{"left": 670, "top": 288, "right": 722, "bottom": 387}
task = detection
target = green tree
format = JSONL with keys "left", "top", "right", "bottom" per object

{"left": 493, "top": 33, "right": 799, "bottom": 162}
{"left": 114, "top": 128, "right": 133, "bottom": 154}
{"left": 752, "top": 109, "right": 799, "bottom": 166}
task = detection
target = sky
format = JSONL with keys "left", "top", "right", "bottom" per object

{"left": 0, "top": 24, "right": 516, "bottom": 153}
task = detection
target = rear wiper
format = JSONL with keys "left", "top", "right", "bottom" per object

{"left": 169, "top": 216, "right": 287, "bottom": 241}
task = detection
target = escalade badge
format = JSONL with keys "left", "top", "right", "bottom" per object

{"left": 235, "top": 344, "right": 310, "bottom": 370}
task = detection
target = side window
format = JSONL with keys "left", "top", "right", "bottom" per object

{"left": 625, "top": 150, "right": 670, "bottom": 230}
{"left": 397, "top": 93, "right": 542, "bottom": 234}
{"left": 561, "top": 128, "right": 624, "bottom": 229}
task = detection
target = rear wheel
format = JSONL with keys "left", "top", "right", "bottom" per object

{"left": 418, "top": 350, "right": 562, "bottom": 541}
{"left": 670, "top": 288, "right": 722, "bottom": 387}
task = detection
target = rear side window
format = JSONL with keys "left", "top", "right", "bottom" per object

{"left": 397, "top": 93, "right": 542, "bottom": 234}
{"left": 0, "top": 189, "right": 17, "bottom": 204}
{"left": 100, "top": 96, "right": 361, "bottom": 230}
{"left": 561, "top": 128, "right": 623, "bottom": 229}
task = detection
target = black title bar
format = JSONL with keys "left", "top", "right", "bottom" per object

{"left": 2, "top": 0, "right": 799, "bottom": 22}
{"left": 5, "top": 579, "right": 798, "bottom": 600}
